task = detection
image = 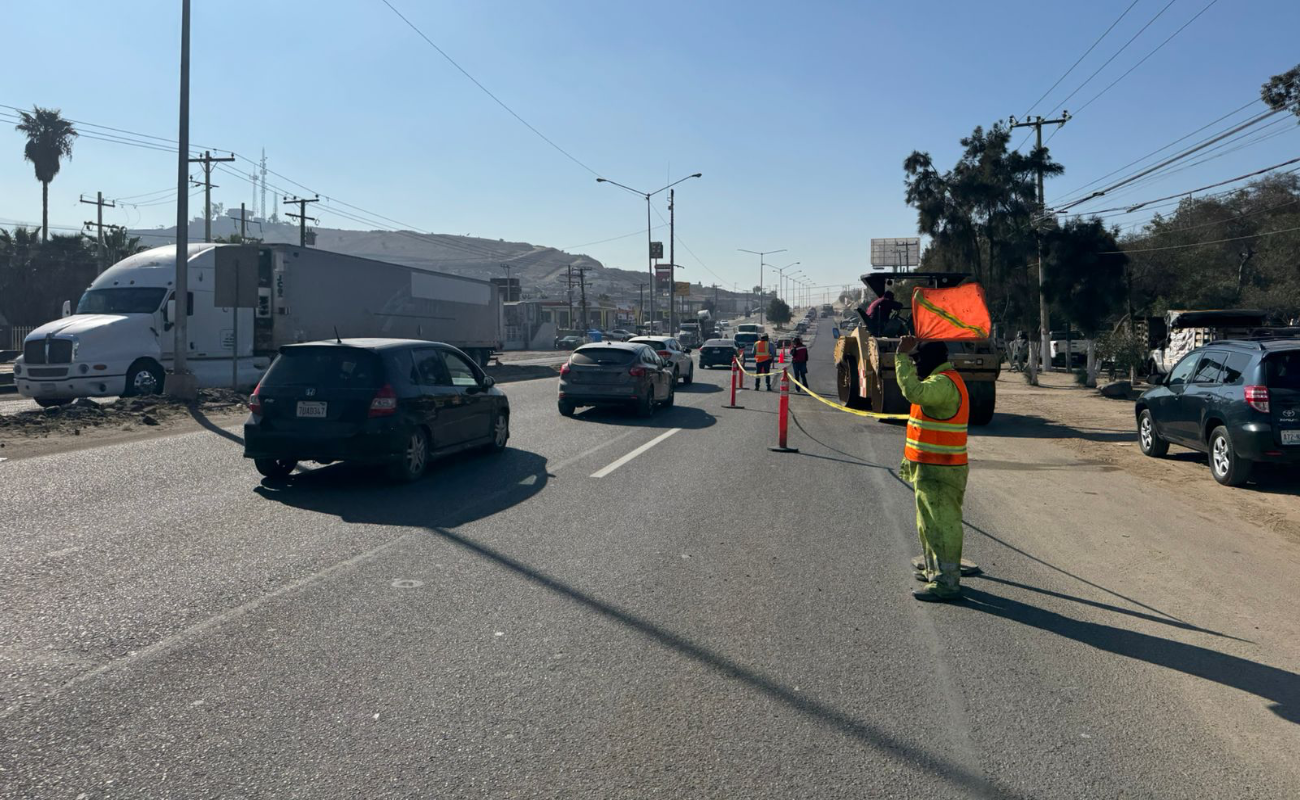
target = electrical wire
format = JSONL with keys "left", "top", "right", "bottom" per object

{"left": 1109, "top": 223, "right": 1300, "bottom": 253}
{"left": 378, "top": 0, "right": 601, "bottom": 178}
{"left": 563, "top": 225, "right": 668, "bottom": 251}
{"left": 1022, "top": 0, "right": 1141, "bottom": 118}
{"left": 1045, "top": 0, "right": 1178, "bottom": 117}
{"left": 1071, "top": 0, "right": 1219, "bottom": 116}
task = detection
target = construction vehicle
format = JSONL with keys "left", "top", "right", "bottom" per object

{"left": 833, "top": 271, "right": 1000, "bottom": 425}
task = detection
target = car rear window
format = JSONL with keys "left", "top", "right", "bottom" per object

{"left": 633, "top": 339, "right": 669, "bottom": 349}
{"left": 704, "top": 339, "right": 735, "bottom": 347}
{"left": 572, "top": 348, "right": 636, "bottom": 366}
{"left": 262, "top": 347, "right": 384, "bottom": 389}
{"left": 1266, "top": 352, "right": 1300, "bottom": 390}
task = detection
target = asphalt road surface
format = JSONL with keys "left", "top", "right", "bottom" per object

{"left": 3, "top": 330, "right": 1298, "bottom": 798}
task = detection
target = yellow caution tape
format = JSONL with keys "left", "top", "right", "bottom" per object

{"left": 786, "top": 372, "right": 911, "bottom": 420}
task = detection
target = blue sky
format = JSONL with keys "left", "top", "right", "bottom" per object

{"left": 2, "top": 0, "right": 1297, "bottom": 296}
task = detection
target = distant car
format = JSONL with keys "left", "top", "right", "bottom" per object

{"left": 244, "top": 339, "right": 509, "bottom": 482}
{"left": 733, "top": 332, "right": 760, "bottom": 363}
{"left": 1136, "top": 339, "right": 1300, "bottom": 486}
{"left": 608, "top": 329, "right": 635, "bottom": 342}
{"left": 700, "top": 338, "right": 740, "bottom": 369}
{"left": 558, "top": 342, "right": 675, "bottom": 417}
{"left": 628, "top": 336, "right": 695, "bottom": 384}
{"left": 555, "top": 334, "right": 585, "bottom": 350}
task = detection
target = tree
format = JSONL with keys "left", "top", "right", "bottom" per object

{"left": 904, "top": 122, "right": 1061, "bottom": 333}
{"left": 100, "top": 227, "right": 149, "bottom": 265}
{"left": 14, "top": 107, "right": 78, "bottom": 243}
{"left": 1041, "top": 218, "right": 1129, "bottom": 385}
{"left": 766, "top": 298, "right": 791, "bottom": 326}
{"left": 0, "top": 228, "right": 96, "bottom": 325}
{"left": 1261, "top": 63, "right": 1300, "bottom": 120}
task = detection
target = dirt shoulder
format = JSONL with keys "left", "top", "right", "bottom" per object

{"left": 983, "top": 370, "right": 1300, "bottom": 540}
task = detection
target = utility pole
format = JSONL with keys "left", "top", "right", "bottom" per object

{"left": 668, "top": 189, "right": 676, "bottom": 334}
{"left": 80, "top": 192, "right": 117, "bottom": 274}
{"left": 566, "top": 264, "right": 575, "bottom": 329}
{"left": 1010, "top": 112, "right": 1069, "bottom": 383}
{"left": 575, "top": 266, "right": 590, "bottom": 331}
{"left": 284, "top": 195, "right": 319, "bottom": 247}
{"left": 637, "top": 282, "right": 647, "bottom": 328}
{"left": 188, "top": 150, "right": 236, "bottom": 243}
{"left": 237, "top": 202, "right": 248, "bottom": 240}
{"left": 169, "top": 0, "right": 195, "bottom": 398}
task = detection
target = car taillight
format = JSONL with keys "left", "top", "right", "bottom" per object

{"left": 629, "top": 366, "right": 647, "bottom": 377}
{"left": 248, "top": 383, "right": 262, "bottom": 414}
{"left": 369, "top": 384, "right": 398, "bottom": 417}
{"left": 1245, "top": 385, "right": 1270, "bottom": 413}
{"left": 560, "top": 363, "right": 571, "bottom": 376}
{"left": 657, "top": 350, "right": 671, "bottom": 358}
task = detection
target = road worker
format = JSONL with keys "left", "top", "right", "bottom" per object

{"left": 790, "top": 336, "right": 809, "bottom": 392}
{"left": 896, "top": 336, "right": 970, "bottom": 602}
{"left": 753, "top": 333, "right": 774, "bottom": 391}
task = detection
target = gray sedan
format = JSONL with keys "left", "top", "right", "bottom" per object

{"left": 558, "top": 342, "right": 675, "bottom": 417}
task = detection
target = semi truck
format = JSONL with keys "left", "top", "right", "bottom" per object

{"left": 14, "top": 243, "right": 502, "bottom": 406}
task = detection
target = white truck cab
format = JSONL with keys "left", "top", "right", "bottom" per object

{"left": 13, "top": 244, "right": 258, "bottom": 405}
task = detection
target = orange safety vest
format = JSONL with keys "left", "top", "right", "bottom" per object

{"left": 754, "top": 340, "right": 772, "bottom": 362}
{"left": 904, "top": 369, "right": 969, "bottom": 466}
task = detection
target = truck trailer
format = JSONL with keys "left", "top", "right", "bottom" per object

{"left": 14, "top": 243, "right": 502, "bottom": 405}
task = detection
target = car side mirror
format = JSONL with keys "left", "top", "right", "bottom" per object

{"left": 165, "top": 298, "right": 175, "bottom": 323}
{"left": 481, "top": 375, "right": 496, "bottom": 388}
{"left": 61, "top": 300, "right": 72, "bottom": 318}
{"left": 1149, "top": 373, "right": 1164, "bottom": 386}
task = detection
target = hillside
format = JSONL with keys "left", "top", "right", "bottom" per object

{"left": 131, "top": 216, "right": 741, "bottom": 308}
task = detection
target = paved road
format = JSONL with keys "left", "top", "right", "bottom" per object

{"left": 2, "top": 332, "right": 1297, "bottom": 798}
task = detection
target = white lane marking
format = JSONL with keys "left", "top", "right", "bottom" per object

{"left": 590, "top": 428, "right": 682, "bottom": 478}
{"left": 549, "top": 428, "right": 642, "bottom": 473}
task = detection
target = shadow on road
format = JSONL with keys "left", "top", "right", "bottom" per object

{"left": 975, "top": 411, "right": 1132, "bottom": 443}
{"left": 675, "top": 382, "right": 722, "bottom": 394}
{"left": 571, "top": 404, "right": 716, "bottom": 430}
{"left": 417, "top": 523, "right": 1020, "bottom": 800}
{"left": 252, "top": 447, "right": 550, "bottom": 530}
{"left": 960, "top": 587, "right": 1299, "bottom": 724}
{"left": 188, "top": 407, "right": 244, "bottom": 447}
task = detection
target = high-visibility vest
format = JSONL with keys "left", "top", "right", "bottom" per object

{"left": 754, "top": 340, "right": 772, "bottom": 362}
{"left": 904, "top": 369, "right": 969, "bottom": 466}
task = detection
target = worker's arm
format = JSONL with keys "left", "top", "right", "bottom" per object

{"left": 895, "top": 351, "right": 959, "bottom": 417}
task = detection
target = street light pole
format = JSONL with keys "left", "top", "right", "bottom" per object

{"left": 739, "top": 248, "right": 785, "bottom": 326}
{"left": 597, "top": 172, "right": 701, "bottom": 333}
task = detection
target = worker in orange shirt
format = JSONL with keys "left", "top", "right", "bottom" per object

{"left": 752, "top": 333, "right": 774, "bottom": 391}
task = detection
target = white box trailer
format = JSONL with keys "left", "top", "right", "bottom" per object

{"left": 13, "top": 243, "right": 502, "bottom": 405}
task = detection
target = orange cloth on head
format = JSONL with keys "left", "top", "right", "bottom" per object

{"left": 911, "top": 284, "right": 992, "bottom": 341}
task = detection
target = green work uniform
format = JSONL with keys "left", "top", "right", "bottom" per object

{"left": 896, "top": 355, "right": 969, "bottom": 596}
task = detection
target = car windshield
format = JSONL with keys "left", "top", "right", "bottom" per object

{"left": 75, "top": 287, "right": 167, "bottom": 315}
{"left": 735, "top": 334, "right": 759, "bottom": 346}
{"left": 572, "top": 347, "right": 636, "bottom": 366}
{"left": 1266, "top": 352, "right": 1300, "bottom": 390}
{"left": 261, "top": 347, "right": 384, "bottom": 389}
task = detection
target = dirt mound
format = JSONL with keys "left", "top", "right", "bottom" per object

{"left": 0, "top": 391, "right": 249, "bottom": 439}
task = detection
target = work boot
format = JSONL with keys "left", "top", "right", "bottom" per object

{"left": 912, "top": 585, "right": 963, "bottom": 603}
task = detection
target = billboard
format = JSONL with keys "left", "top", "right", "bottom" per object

{"left": 674, "top": 281, "right": 690, "bottom": 296}
{"left": 650, "top": 241, "right": 664, "bottom": 259}
{"left": 870, "top": 237, "right": 921, "bottom": 268}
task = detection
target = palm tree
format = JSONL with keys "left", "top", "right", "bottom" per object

{"left": 14, "top": 106, "right": 78, "bottom": 243}
{"left": 100, "top": 226, "right": 149, "bottom": 266}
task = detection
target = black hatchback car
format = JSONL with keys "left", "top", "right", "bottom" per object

{"left": 699, "top": 338, "right": 740, "bottom": 369}
{"left": 244, "top": 339, "right": 510, "bottom": 482}
{"left": 1135, "top": 339, "right": 1300, "bottom": 485}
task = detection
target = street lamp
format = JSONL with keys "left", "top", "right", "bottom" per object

{"left": 739, "top": 248, "right": 786, "bottom": 325}
{"left": 767, "top": 261, "right": 800, "bottom": 323}
{"left": 597, "top": 172, "right": 701, "bottom": 332}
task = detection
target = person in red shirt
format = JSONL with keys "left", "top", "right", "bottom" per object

{"left": 790, "top": 336, "right": 809, "bottom": 392}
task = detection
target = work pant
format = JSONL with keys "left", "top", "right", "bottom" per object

{"left": 755, "top": 359, "right": 772, "bottom": 389}
{"left": 903, "top": 461, "right": 969, "bottom": 595}
{"left": 792, "top": 362, "right": 808, "bottom": 389}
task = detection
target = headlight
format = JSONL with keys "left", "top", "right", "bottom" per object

{"left": 70, "top": 338, "right": 80, "bottom": 361}
{"left": 12, "top": 363, "right": 20, "bottom": 376}
{"left": 79, "top": 364, "right": 90, "bottom": 374}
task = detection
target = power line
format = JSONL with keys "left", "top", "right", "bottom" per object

{"left": 1044, "top": 0, "right": 1178, "bottom": 118}
{"left": 1065, "top": 158, "right": 1300, "bottom": 216}
{"left": 1022, "top": 0, "right": 1141, "bottom": 118}
{"left": 378, "top": 0, "right": 601, "bottom": 177}
{"left": 1071, "top": 0, "right": 1220, "bottom": 116}
{"left": 563, "top": 224, "right": 668, "bottom": 251}
{"left": 1110, "top": 223, "right": 1300, "bottom": 254}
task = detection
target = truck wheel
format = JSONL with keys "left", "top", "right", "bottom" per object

{"left": 1209, "top": 426, "right": 1252, "bottom": 487}
{"left": 839, "top": 358, "right": 869, "bottom": 410}
{"left": 124, "top": 360, "right": 165, "bottom": 397}
{"left": 880, "top": 377, "right": 908, "bottom": 415}
{"left": 254, "top": 458, "right": 297, "bottom": 479}
{"left": 967, "top": 381, "right": 996, "bottom": 426}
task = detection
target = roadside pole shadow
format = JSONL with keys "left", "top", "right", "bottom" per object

{"left": 960, "top": 587, "right": 1300, "bottom": 725}
{"left": 420, "top": 524, "right": 1021, "bottom": 800}
{"left": 188, "top": 406, "right": 244, "bottom": 446}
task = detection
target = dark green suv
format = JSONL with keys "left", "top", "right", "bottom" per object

{"left": 1135, "top": 339, "right": 1300, "bottom": 486}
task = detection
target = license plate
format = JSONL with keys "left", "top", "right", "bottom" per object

{"left": 1282, "top": 430, "right": 1300, "bottom": 445}
{"left": 296, "top": 401, "right": 327, "bottom": 418}
{"left": 40, "top": 383, "right": 56, "bottom": 393}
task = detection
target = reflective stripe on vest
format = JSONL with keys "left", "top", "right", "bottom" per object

{"left": 904, "top": 369, "right": 969, "bottom": 466}
{"left": 754, "top": 340, "right": 772, "bottom": 361}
